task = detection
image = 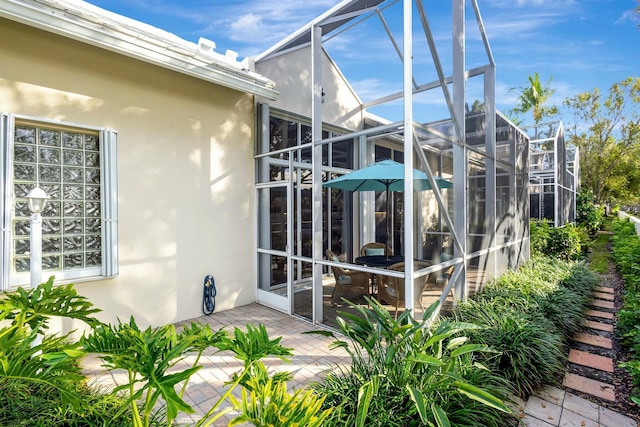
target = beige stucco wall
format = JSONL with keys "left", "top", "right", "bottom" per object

{"left": 0, "top": 18, "right": 257, "bottom": 334}
{"left": 256, "top": 47, "right": 364, "bottom": 130}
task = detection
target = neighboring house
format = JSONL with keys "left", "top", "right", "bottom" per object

{"left": 0, "top": 0, "right": 277, "bottom": 334}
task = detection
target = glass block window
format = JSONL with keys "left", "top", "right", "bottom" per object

{"left": 1, "top": 114, "right": 118, "bottom": 289}
{"left": 13, "top": 125, "right": 103, "bottom": 273}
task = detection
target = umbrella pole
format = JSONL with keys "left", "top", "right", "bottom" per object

{"left": 385, "top": 186, "right": 390, "bottom": 260}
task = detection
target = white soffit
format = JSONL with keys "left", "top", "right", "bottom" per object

{"left": 0, "top": 0, "right": 278, "bottom": 101}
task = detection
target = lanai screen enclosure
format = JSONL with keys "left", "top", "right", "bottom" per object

{"left": 252, "top": 0, "right": 529, "bottom": 324}
{"left": 525, "top": 121, "right": 578, "bottom": 227}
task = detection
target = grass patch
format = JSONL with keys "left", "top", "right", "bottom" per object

{"left": 588, "top": 216, "right": 615, "bottom": 274}
{"left": 588, "top": 230, "right": 611, "bottom": 274}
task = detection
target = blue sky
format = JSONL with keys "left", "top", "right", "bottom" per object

{"left": 88, "top": 0, "right": 638, "bottom": 125}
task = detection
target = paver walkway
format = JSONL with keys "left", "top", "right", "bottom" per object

{"left": 515, "top": 285, "right": 638, "bottom": 427}
{"left": 514, "top": 384, "right": 636, "bottom": 427}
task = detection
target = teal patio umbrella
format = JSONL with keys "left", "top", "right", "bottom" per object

{"left": 323, "top": 159, "right": 453, "bottom": 255}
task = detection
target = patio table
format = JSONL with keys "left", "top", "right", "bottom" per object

{"left": 354, "top": 255, "right": 405, "bottom": 297}
{"left": 354, "top": 255, "right": 404, "bottom": 268}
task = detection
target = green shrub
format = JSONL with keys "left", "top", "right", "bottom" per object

{"left": 576, "top": 191, "right": 604, "bottom": 236}
{"left": 454, "top": 302, "right": 565, "bottom": 398}
{"left": 545, "top": 224, "right": 582, "bottom": 260}
{"left": 530, "top": 219, "right": 551, "bottom": 257}
{"left": 0, "top": 381, "right": 134, "bottom": 427}
{"left": 609, "top": 218, "right": 640, "bottom": 404}
{"left": 530, "top": 221, "right": 584, "bottom": 260}
{"left": 313, "top": 300, "right": 514, "bottom": 427}
{"left": 536, "top": 287, "right": 588, "bottom": 341}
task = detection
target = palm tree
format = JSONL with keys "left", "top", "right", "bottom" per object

{"left": 511, "top": 72, "right": 558, "bottom": 124}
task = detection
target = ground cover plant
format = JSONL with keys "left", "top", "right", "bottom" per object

{"left": 0, "top": 278, "right": 133, "bottom": 426}
{"left": 611, "top": 218, "right": 640, "bottom": 404}
{"left": 0, "top": 249, "right": 606, "bottom": 425}
{"left": 312, "top": 299, "right": 515, "bottom": 427}
{"left": 453, "top": 257, "right": 598, "bottom": 398}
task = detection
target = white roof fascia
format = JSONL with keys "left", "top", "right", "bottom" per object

{"left": 0, "top": 0, "right": 278, "bottom": 101}
{"left": 255, "top": 0, "right": 360, "bottom": 63}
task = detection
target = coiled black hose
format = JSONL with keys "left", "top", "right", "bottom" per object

{"left": 202, "top": 274, "right": 216, "bottom": 315}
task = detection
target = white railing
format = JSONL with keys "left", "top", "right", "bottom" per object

{"left": 619, "top": 211, "right": 640, "bottom": 236}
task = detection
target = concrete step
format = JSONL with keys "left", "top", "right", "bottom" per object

{"left": 563, "top": 372, "right": 615, "bottom": 402}
{"left": 594, "top": 291, "right": 615, "bottom": 301}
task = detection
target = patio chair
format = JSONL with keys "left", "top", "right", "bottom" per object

{"left": 360, "top": 242, "right": 394, "bottom": 257}
{"left": 378, "top": 261, "right": 433, "bottom": 318}
{"left": 326, "top": 249, "right": 370, "bottom": 306}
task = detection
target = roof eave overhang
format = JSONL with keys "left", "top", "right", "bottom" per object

{"left": 0, "top": 0, "right": 279, "bottom": 101}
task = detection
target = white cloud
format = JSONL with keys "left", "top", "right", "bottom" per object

{"left": 482, "top": 12, "right": 566, "bottom": 40}
{"left": 229, "top": 13, "right": 264, "bottom": 37}
{"left": 221, "top": 0, "right": 337, "bottom": 44}
{"left": 486, "top": 0, "right": 575, "bottom": 8}
{"left": 616, "top": 9, "right": 639, "bottom": 25}
{"left": 350, "top": 78, "right": 401, "bottom": 103}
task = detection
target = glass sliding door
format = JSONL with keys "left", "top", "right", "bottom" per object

{"left": 255, "top": 106, "right": 357, "bottom": 323}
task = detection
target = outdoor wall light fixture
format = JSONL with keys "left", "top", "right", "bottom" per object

{"left": 26, "top": 187, "right": 49, "bottom": 214}
{"left": 26, "top": 187, "right": 49, "bottom": 289}
{"left": 321, "top": 88, "right": 326, "bottom": 104}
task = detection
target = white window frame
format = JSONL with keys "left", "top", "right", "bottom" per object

{"left": 0, "top": 113, "right": 118, "bottom": 290}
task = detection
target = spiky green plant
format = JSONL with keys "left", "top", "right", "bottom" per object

{"left": 312, "top": 299, "right": 513, "bottom": 427}
{"left": 229, "top": 361, "right": 331, "bottom": 427}
{"left": 454, "top": 301, "right": 565, "bottom": 398}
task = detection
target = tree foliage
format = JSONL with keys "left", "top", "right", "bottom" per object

{"left": 509, "top": 72, "right": 558, "bottom": 125}
{"left": 563, "top": 77, "right": 640, "bottom": 204}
